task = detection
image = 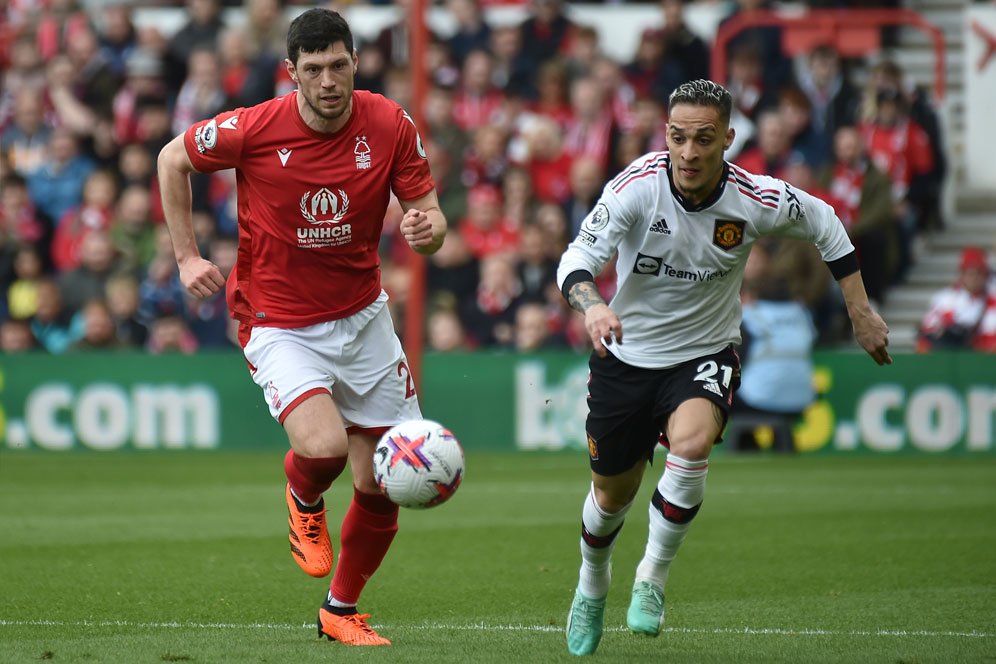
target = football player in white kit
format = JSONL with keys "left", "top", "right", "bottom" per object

{"left": 558, "top": 80, "right": 890, "bottom": 656}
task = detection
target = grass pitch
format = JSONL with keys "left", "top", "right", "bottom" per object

{"left": 0, "top": 450, "right": 993, "bottom": 663}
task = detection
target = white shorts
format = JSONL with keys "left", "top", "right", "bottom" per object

{"left": 242, "top": 292, "right": 422, "bottom": 431}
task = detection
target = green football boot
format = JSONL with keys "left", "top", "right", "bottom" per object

{"left": 627, "top": 580, "right": 665, "bottom": 636}
{"left": 566, "top": 587, "right": 606, "bottom": 656}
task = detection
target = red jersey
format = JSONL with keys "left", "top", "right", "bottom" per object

{"left": 184, "top": 90, "right": 434, "bottom": 328}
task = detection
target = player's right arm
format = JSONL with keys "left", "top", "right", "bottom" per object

{"left": 556, "top": 156, "right": 652, "bottom": 356}
{"left": 157, "top": 134, "right": 226, "bottom": 299}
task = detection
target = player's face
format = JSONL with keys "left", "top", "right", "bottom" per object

{"left": 666, "top": 103, "right": 733, "bottom": 205}
{"left": 288, "top": 43, "right": 357, "bottom": 132}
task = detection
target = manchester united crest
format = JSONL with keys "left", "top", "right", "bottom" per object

{"left": 713, "top": 219, "right": 745, "bottom": 250}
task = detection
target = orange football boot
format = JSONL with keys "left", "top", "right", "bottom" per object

{"left": 285, "top": 483, "right": 333, "bottom": 577}
{"left": 317, "top": 608, "right": 392, "bottom": 646}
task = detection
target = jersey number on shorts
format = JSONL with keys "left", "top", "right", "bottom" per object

{"left": 693, "top": 361, "right": 734, "bottom": 389}
{"left": 397, "top": 361, "right": 417, "bottom": 399}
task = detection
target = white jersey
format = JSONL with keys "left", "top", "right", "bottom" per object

{"left": 557, "top": 152, "right": 854, "bottom": 369}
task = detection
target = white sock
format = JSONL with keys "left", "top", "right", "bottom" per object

{"left": 326, "top": 592, "right": 355, "bottom": 609}
{"left": 635, "top": 454, "right": 709, "bottom": 590}
{"left": 578, "top": 484, "right": 633, "bottom": 599}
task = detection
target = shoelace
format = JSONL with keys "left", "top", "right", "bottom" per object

{"left": 637, "top": 585, "right": 664, "bottom": 615}
{"left": 571, "top": 598, "right": 601, "bottom": 634}
{"left": 345, "top": 613, "right": 378, "bottom": 635}
{"left": 294, "top": 512, "right": 324, "bottom": 544}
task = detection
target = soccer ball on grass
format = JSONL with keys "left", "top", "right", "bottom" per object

{"left": 373, "top": 419, "right": 464, "bottom": 509}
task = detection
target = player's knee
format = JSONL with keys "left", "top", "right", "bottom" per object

{"left": 667, "top": 434, "right": 714, "bottom": 462}
{"left": 651, "top": 488, "right": 701, "bottom": 524}
{"left": 592, "top": 483, "right": 637, "bottom": 514}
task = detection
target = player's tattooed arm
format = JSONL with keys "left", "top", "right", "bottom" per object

{"left": 567, "top": 281, "right": 606, "bottom": 314}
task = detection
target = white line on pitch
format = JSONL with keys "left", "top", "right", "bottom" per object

{"left": 0, "top": 619, "right": 991, "bottom": 639}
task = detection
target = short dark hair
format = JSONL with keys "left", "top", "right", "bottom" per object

{"left": 286, "top": 8, "right": 354, "bottom": 65}
{"left": 668, "top": 79, "right": 733, "bottom": 126}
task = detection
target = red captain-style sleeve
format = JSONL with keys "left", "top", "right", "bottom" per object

{"left": 183, "top": 109, "right": 247, "bottom": 173}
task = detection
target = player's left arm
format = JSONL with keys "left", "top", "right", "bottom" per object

{"left": 768, "top": 181, "right": 892, "bottom": 366}
{"left": 399, "top": 190, "right": 447, "bottom": 255}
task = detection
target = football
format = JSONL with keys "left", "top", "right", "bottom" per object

{"left": 373, "top": 419, "right": 465, "bottom": 509}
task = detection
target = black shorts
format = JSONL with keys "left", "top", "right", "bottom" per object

{"left": 584, "top": 346, "right": 741, "bottom": 476}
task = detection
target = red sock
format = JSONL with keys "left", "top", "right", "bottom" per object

{"left": 329, "top": 488, "right": 399, "bottom": 605}
{"left": 283, "top": 450, "right": 347, "bottom": 505}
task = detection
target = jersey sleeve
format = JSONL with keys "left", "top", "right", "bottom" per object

{"left": 183, "top": 109, "right": 246, "bottom": 173}
{"left": 757, "top": 178, "right": 855, "bottom": 264}
{"left": 556, "top": 155, "right": 653, "bottom": 289}
{"left": 390, "top": 108, "right": 435, "bottom": 202}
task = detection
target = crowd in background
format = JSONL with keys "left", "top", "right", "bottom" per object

{"left": 0, "top": 0, "right": 959, "bottom": 355}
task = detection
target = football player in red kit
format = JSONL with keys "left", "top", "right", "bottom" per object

{"left": 157, "top": 8, "right": 447, "bottom": 646}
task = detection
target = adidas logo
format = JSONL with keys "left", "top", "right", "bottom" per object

{"left": 702, "top": 382, "right": 723, "bottom": 397}
{"left": 649, "top": 218, "right": 671, "bottom": 234}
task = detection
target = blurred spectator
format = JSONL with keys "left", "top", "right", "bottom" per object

{"left": 426, "top": 36, "right": 460, "bottom": 90}
{"left": 97, "top": 0, "right": 138, "bottom": 76}
{"left": 720, "top": 0, "right": 790, "bottom": 92}
{"left": 864, "top": 58, "right": 946, "bottom": 233}
{"left": 725, "top": 43, "right": 776, "bottom": 125}
{"left": 459, "top": 185, "right": 520, "bottom": 259}
{"left": 112, "top": 50, "right": 167, "bottom": 146}
{"left": 1, "top": 88, "right": 52, "bottom": 177}
{"left": 501, "top": 166, "right": 538, "bottom": 229}
{"left": 462, "top": 124, "right": 509, "bottom": 189}
{"left": 6, "top": 244, "right": 45, "bottom": 320}
{"left": 460, "top": 252, "right": 523, "bottom": 347}
{"left": 110, "top": 184, "right": 158, "bottom": 275}
{"left": 563, "top": 155, "right": 604, "bottom": 237}
{"left": 147, "top": 313, "right": 199, "bottom": 354}
{"left": 382, "top": 65, "right": 413, "bottom": 110}
{"left": 188, "top": 235, "right": 237, "bottom": 348}
{"left": 796, "top": 45, "right": 860, "bottom": 162}
{"left": 217, "top": 25, "right": 276, "bottom": 109}
{"left": 26, "top": 128, "right": 95, "bottom": 229}
{"left": 30, "top": 277, "right": 84, "bottom": 353}
{"left": 917, "top": 247, "right": 993, "bottom": 352}
{"left": 563, "top": 75, "right": 614, "bottom": 170}
{"left": 730, "top": 268, "right": 817, "bottom": 451}
{"left": 374, "top": 0, "right": 415, "bottom": 69}
{"left": 244, "top": 0, "right": 288, "bottom": 65}
{"left": 533, "top": 201, "right": 570, "bottom": 264}
{"left": 623, "top": 27, "right": 683, "bottom": 103}
{"left": 0, "top": 317, "right": 38, "bottom": 353}
{"left": 354, "top": 41, "right": 387, "bottom": 96}
{"left": 520, "top": 115, "right": 572, "bottom": 204}
{"left": 532, "top": 59, "right": 573, "bottom": 126}
{"left": 53, "top": 24, "right": 122, "bottom": 127}
{"left": 446, "top": 0, "right": 492, "bottom": 64}
{"left": 659, "top": 0, "right": 710, "bottom": 84}
{"left": 138, "top": 255, "right": 188, "bottom": 324}
{"left": 489, "top": 24, "right": 531, "bottom": 98}
{"left": 515, "top": 0, "right": 577, "bottom": 98}
{"left": 427, "top": 306, "right": 470, "bottom": 352}
{"left": 777, "top": 86, "right": 830, "bottom": 169}
{"left": 860, "top": 88, "right": 934, "bottom": 283}
{"left": 34, "top": 0, "right": 91, "bottom": 61}
{"left": 735, "top": 110, "right": 802, "bottom": 180}
{"left": 70, "top": 298, "right": 122, "bottom": 350}
{"left": 171, "top": 47, "right": 227, "bottom": 136}
{"left": 104, "top": 273, "right": 148, "bottom": 348}
{"left": 762, "top": 237, "right": 839, "bottom": 345}
{"left": 57, "top": 230, "right": 121, "bottom": 313}
{"left": 562, "top": 24, "right": 600, "bottom": 85}
{"left": 452, "top": 49, "right": 504, "bottom": 132}
{"left": 424, "top": 136, "right": 467, "bottom": 225}
{"left": 513, "top": 299, "right": 565, "bottom": 352}
{"left": 589, "top": 55, "right": 636, "bottom": 133}
{"left": 426, "top": 231, "right": 479, "bottom": 306}
{"left": 819, "top": 126, "right": 896, "bottom": 305}
{"left": 50, "top": 169, "right": 117, "bottom": 272}
{"left": 0, "top": 34, "right": 46, "bottom": 130}
{"left": 0, "top": 174, "right": 45, "bottom": 248}
{"left": 517, "top": 223, "right": 558, "bottom": 302}
{"left": 164, "top": 0, "right": 226, "bottom": 92}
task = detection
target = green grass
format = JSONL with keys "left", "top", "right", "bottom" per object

{"left": 0, "top": 450, "right": 994, "bottom": 663}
